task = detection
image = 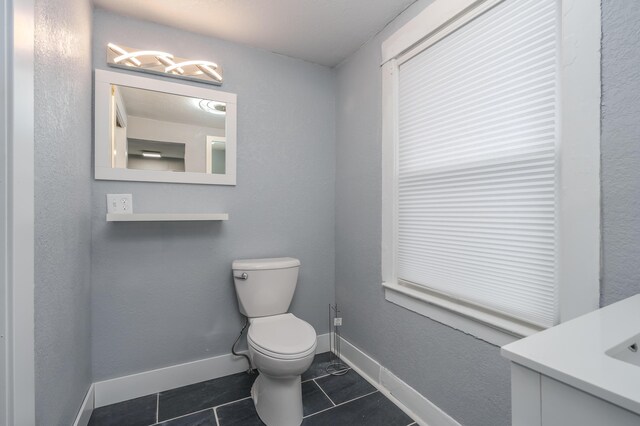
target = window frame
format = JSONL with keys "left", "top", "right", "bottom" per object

{"left": 381, "top": 0, "right": 601, "bottom": 345}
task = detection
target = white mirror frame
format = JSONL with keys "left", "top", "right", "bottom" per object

{"left": 94, "top": 69, "right": 237, "bottom": 185}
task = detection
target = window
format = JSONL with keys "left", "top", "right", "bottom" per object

{"left": 381, "top": 0, "right": 600, "bottom": 345}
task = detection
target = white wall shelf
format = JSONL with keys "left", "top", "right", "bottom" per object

{"left": 106, "top": 213, "right": 229, "bottom": 222}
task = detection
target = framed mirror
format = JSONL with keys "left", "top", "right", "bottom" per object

{"left": 94, "top": 69, "right": 237, "bottom": 185}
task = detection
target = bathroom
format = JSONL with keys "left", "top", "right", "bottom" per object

{"left": 2, "top": 0, "right": 640, "bottom": 425}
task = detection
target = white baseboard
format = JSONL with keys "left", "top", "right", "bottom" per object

{"left": 72, "top": 384, "right": 95, "bottom": 426}
{"left": 94, "top": 333, "right": 330, "bottom": 408}
{"left": 94, "top": 350, "right": 249, "bottom": 408}
{"left": 79, "top": 333, "right": 453, "bottom": 425}
{"left": 316, "top": 332, "right": 330, "bottom": 353}
{"left": 336, "top": 335, "right": 460, "bottom": 426}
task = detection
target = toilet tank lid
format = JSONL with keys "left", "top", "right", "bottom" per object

{"left": 232, "top": 257, "right": 300, "bottom": 271}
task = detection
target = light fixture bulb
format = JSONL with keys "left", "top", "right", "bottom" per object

{"left": 198, "top": 99, "right": 226, "bottom": 115}
{"left": 166, "top": 60, "right": 222, "bottom": 82}
{"left": 142, "top": 151, "right": 162, "bottom": 158}
{"left": 114, "top": 50, "right": 174, "bottom": 65}
{"left": 108, "top": 43, "right": 142, "bottom": 66}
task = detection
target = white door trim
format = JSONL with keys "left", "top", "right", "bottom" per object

{"left": 0, "top": 2, "right": 6, "bottom": 421}
{"left": 381, "top": 0, "right": 601, "bottom": 339}
{"left": 3, "top": 0, "right": 36, "bottom": 424}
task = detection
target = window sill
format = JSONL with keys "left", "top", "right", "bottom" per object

{"left": 382, "top": 281, "right": 544, "bottom": 346}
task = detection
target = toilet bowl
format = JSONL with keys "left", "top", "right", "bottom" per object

{"left": 248, "top": 313, "right": 317, "bottom": 426}
{"left": 232, "top": 257, "right": 317, "bottom": 426}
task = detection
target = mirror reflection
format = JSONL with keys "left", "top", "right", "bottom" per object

{"left": 110, "top": 85, "right": 226, "bottom": 174}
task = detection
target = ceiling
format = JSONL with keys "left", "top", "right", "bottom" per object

{"left": 118, "top": 85, "right": 226, "bottom": 129}
{"left": 92, "top": 0, "right": 417, "bottom": 67}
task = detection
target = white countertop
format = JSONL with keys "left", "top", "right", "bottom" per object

{"left": 501, "top": 294, "right": 640, "bottom": 415}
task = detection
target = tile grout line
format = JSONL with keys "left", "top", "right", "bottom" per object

{"left": 302, "top": 389, "right": 380, "bottom": 419}
{"left": 301, "top": 356, "right": 350, "bottom": 384}
{"left": 214, "top": 395, "right": 252, "bottom": 410}
{"left": 111, "top": 355, "right": 411, "bottom": 426}
{"left": 301, "top": 372, "right": 331, "bottom": 383}
{"left": 213, "top": 406, "right": 220, "bottom": 426}
{"left": 150, "top": 389, "right": 253, "bottom": 424}
{"left": 312, "top": 378, "right": 336, "bottom": 406}
{"left": 121, "top": 365, "right": 402, "bottom": 426}
{"left": 153, "top": 406, "right": 219, "bottom": 425}
{"left": 331, "top": 389, "right": 379, "bottom": 408}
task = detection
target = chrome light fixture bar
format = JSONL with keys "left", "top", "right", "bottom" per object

{"left": 107, "top": 43, "right": 223, "bottom": 86}
{"left": 141, "top": 151, "right": 162, "bottom": 158}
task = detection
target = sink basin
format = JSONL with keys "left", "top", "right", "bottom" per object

{"left": 606, "top": 333, "right": 640, "bottom": 367}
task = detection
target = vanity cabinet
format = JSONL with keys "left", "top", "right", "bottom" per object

{"left": 502, "top": 295, "right": 640, "bottom": 426}
{"left": 511, "top": 364, "right": 640, "bottom": 426}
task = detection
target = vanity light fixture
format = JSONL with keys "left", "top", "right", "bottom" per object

{"left": 107, "top": 43, "right": 223, "bottom": 86}
{"left": 198, "top": 99, "right": 226, "bottom": 115}
{"left": 155, "top": 56, "right": 185, "bottom": 75}
{"left": 107, "top": 43, "right": 141, "bottom": 66}
{"left": 113, "top": 50, "right": 174, "bottom": 65}
{"left": 142, "top": 151, "right": 162, "bottom": 158}
{"left": 166, "top": 60, "right": 223, "bottom": 81}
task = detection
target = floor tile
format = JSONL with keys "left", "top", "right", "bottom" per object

{"left": 88, "top": 394, "right": 157, "bottom": 426}
{"left": 302, "top": 391, "right": 413, "bottom": 426}
{"left": 301, "top": 352, "right": 351, "bottom": 381}
{"left": 216, "top": 398, "right": 264, "bottom": 426}
{"left": 302, "top": 381, "right": 333, "bottom": 416}
{"left": 301, "top": 352, "right": 333, "bottom": 381}
{"left": 314, "top": 369, "right": 376, "bottom": 405}
{"left": 155, "top": 409, "right": 217, "bottom": 426}
{"left": 158, "top": 372, "right": 256, "bottom": 421}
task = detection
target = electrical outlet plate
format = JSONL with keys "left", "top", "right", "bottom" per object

{"left": 107, "top": 194, "right": 133, "bottom": 214}
{"left": 334, "top": 317, "right": 343, "bottom": 326}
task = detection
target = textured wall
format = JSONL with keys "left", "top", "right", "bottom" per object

{"left": 30, "top": 0, "right": 639, "bottom": 423}
{"left": 334, "top": 1, "right": 509, "bottom": 425}
{"left": 601, "top": 0, "right": 640, "bottom": 306}
{"left": 91, "top": 10, "right": 336, "bottom": 380}
{"left": 34, "top": 0, "right": 93, "bottom": 424}
{"left": 336, "top": 1, "right": 640, "bottom": 425}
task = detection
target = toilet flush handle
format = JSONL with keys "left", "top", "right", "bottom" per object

{"left": 234, "top": 272, "right": 249, "bottom": 280}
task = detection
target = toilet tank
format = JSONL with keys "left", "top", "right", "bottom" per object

{"left": 232, "top": 257, "right": 301, "bottom": 318}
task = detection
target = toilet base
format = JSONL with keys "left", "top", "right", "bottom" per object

{"left": 251, "top": 373, "right": 303, "bottom": 426}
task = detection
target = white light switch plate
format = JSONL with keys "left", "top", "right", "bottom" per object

{"left": 107, "top": 194, "right": 133, "bottom": 214}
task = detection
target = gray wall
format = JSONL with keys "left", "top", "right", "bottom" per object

{"left": 334, "top": 2, "right": 511, "bottom": 425}
{"left": 91, "top": 10, "right": 336, "bottom": 380}
{"left": 335, "top": 1, "right": 640, "bottom": 425}
{"left": 34, "top": 0, "right": 93, "bottom": 424}
{"left": 601, "top": 0, "right": 640, "bottom": 306}
{"left": 30, "top": 0, "right": 640, "bottom": 423}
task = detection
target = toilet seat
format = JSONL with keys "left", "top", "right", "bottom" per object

{"left": 248, "top": 313, "right": 317, "bottom": 360}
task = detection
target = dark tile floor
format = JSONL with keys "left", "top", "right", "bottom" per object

{"left": 88, "top": 353, "right": 416, "bottom": 426}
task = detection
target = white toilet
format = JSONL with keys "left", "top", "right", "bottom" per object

{"left": 232, "top": 257, "right": 317, "bottom": 426}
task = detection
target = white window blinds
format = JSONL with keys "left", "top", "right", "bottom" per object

{"left": 396, "top": 0, "right": 559, "bottom": 328}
